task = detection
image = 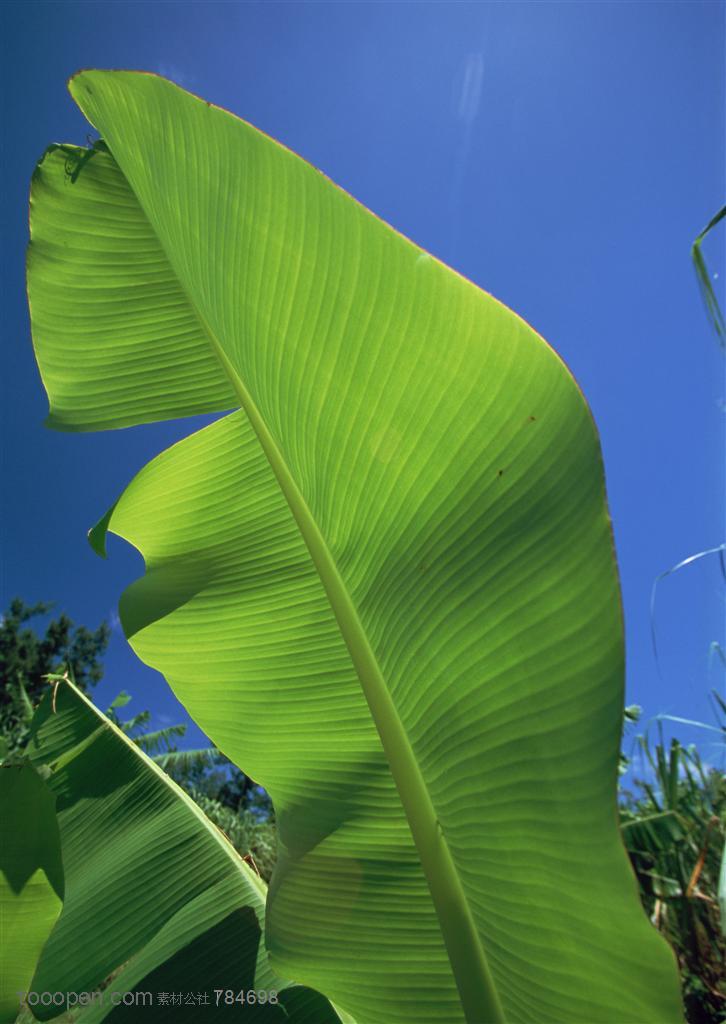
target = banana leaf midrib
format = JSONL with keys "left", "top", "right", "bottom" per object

{"left": 85, "top": 133, "right": 504, "bottom": 1024}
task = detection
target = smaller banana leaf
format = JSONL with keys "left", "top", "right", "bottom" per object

{"left": 25, "top": 679, "right": 345, "bottom": 1022}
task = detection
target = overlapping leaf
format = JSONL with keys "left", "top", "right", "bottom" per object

{"left": 27, "top": 71, "right": 684, "bottom": 1023}
{"left": 0, "top": 765, "right": 63, "bottom": 1024}
{"left": 25, "top": 680, "right": 340, "bottom": 1023}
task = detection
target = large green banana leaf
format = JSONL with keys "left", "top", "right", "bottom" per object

{"left": 0, "top": 765, "right": 63, "bottom": 1024}
{"left": 25, "top": 679, "right": 342, "bottom": 1023}
{"left": 27, "top": 70, "right": 684, "bottom": 1023}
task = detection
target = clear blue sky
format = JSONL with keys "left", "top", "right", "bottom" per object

{"left": 1, "top": 1, "right": 724, "bottom": 767}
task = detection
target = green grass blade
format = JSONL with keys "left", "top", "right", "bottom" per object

{"left": 692, "top": 205, "right": 725, "bottom": 344}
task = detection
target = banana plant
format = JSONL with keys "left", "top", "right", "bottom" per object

{"left": 23, "top": 677, "right": 342, "bottom": 1023}
{"left": 27, "top": 70, "right": 684, "bottom": 1023}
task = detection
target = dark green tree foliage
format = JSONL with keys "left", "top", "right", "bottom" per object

{"left": 0, "top": 598, "right": 109, "bottom": 754}
{"left": 174, "top": 756, "right": 272, "bottom": 817}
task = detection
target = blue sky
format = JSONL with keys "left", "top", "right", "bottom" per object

{"left": 1, "top": 1, "right": 724, "bottom": 766}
